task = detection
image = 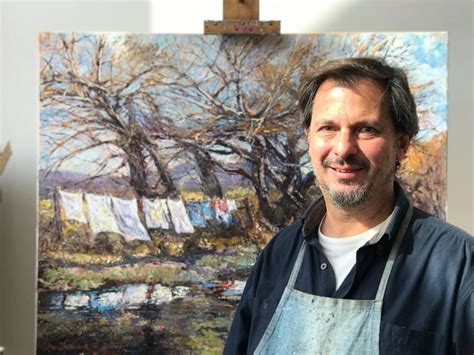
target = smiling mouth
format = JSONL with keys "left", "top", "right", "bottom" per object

{"left": 330, "top": 167, "right": 364, "bottom": 173}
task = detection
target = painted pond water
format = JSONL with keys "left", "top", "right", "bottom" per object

{"left": 37, "top": 245, "right": 255, "bottom": 354}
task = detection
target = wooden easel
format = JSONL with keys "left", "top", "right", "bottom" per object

{"left": 0, "top": 142, "right": 11, "bottom": 176}
{"left": 204, "top": 0, "right": 280, "bottom": 35}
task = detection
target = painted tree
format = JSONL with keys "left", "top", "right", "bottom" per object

{"left": 399, "top": 132, "right": 446, "bottom": 219}
{"left": 40, "top": 33, "right": 178, "bottom": 197}
{"left": 156, "top": 34, "right": 445, "bottom": 227}
{"left": 151, "top": 36, "right": 319, "bottom": 229}
{"left": 40, "top": 32, "right": 446, "bottom": 227}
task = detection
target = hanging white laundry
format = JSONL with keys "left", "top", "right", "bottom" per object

{"left": 227, "top": 199, "right": 238, "bottom": 211}
{"left": 58, "top": 190, "right": 87, "bottom": 223}
{"left": 143, "top": 198, "right": 171, "bottom": 229}
{"left": 85, "top": 193, "right": 122, "bottom": 237}
{"left": 166, "top": 199, "right": 195, "bottom": 234}
{"left": 111, "top": 197, "right": 150, "bottom": 242}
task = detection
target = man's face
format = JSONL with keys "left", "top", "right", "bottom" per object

{"left": 306, "top": 78, "right": 410, "bottom": 208}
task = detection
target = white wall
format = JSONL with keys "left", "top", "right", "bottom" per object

{"left": 1, "top": 0, "right": 472, "bottom": 353}
{"left": 0, "top": 1, "right": 3, "bottom": 350}
{"left": 0, "top": 1, "right": 151, "bottom": 353}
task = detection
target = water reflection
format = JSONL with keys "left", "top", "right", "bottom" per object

{"left": 40, "top": 280, "right": 245, "bottom": 313}
{"left": 41, "top": 283, "right": 192, "bottom": 312}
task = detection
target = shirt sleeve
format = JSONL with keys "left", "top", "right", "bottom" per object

{"left": 224, "top": 253, "right": 263, "bottom": 355}
{"left": 450, "top": 237, "right": 474, "bottom": 354}
{"left": 451, "top": 290, "right": 474, "bottom": 354}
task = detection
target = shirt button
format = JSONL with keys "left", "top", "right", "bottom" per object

{"left": 320, "top": 263, "right": 327, "bottom": 270}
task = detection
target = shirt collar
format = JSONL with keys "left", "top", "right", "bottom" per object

{"left": 302, "top": 181, "right": 411, "bottom": 242}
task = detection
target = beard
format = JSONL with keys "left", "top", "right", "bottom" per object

{"left": 318, "top": 155, "right": 395, "bottom": 208}
{"left": 326, "top": 182, "right": 370, "bottom": 208}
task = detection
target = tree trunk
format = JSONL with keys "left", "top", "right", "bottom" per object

{"left": 249, "top": 155, "right": 279, "bottom": 231}
{"left": 254, "top": 185, "right": 279, "bottom": 232}
{"left": 125, "top": 142, "right": 151, "bottom": 197}
{"left": 146, "top": 146, "right": 179, "bottom": 198}
{"left": 190, "top": 147, "right": 223, "bottom": 198}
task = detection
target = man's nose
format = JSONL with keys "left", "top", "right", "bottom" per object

{"left": 334, "top": 130, "right": 358, "bottom": 159}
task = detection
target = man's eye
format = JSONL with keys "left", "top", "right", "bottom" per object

{"left": 319, "top": 126, "right": 336, "bottom": 132}
{"left": 357, "top": 126, "right": 377, "bottom": 134}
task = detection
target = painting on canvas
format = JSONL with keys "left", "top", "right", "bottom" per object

{"left": 37, "top": 32, "right": 447, "bottom": 353}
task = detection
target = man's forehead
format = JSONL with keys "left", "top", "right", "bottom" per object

{"left": 315, "top": 77, "right": 386, "bottom": 99}
{"left": 311, "top": 78, "right": 388, "bottom": 115}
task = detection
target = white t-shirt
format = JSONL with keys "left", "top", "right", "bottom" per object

{"left": 318, "top": 210, "right": 395, "bottom": 290}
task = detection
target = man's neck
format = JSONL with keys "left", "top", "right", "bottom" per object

{"left": 321, "top": 188, "right": 396, "bottom": 237}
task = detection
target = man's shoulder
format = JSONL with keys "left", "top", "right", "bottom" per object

{"left": 410, "top": 207, "right": 473, "bottom": 255}
{"left": 412, "top": 208, "right": 473, "bottom": 242}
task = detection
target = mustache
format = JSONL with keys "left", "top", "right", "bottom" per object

{"left": 322, "top": 156, "right": 369, "bottom": 169}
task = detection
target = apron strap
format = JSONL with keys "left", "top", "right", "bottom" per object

{"left": 287, "top": 240, "right": 307, "bottom": 289}
{"left": 375, "top": 201, "right": 414, "bottom": 301}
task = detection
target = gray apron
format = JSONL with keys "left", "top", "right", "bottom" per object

{"left": 254, "top": 202, "right": 413, "bottom": 355}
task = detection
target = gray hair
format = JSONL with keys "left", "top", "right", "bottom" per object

{"left": 298, "top": 57, "right": 419, "bottom": 138}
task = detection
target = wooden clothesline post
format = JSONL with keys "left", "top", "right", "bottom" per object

{"left": 204, "top": 0, "right": 280, "bottom": 35}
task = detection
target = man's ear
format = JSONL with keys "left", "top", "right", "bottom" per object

{"left": 397, "top": 134, "right": 411, "bottom": 161}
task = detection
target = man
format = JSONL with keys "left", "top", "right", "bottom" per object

{"left": 224, "top": 57, "right": 473, "bottom": 354}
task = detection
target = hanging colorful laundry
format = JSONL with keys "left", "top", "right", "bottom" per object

{"left": 185, "top": 201, "right": 207, "bottom": 227}
{"left": 212, "top": 198, "right": 233, "bottom": 226}
{"left": 201, "top": 200, "right": 215, "bottom": 221}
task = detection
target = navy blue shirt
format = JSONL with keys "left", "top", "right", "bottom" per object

{"left": 224, "top": 184, "right": 473, "bottom": 354}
